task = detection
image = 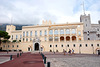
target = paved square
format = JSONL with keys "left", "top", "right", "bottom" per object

{"left": 44, "top": 52, "right": 100, "bottom": 67}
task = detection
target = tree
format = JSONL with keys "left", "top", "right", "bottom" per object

{"left": 0, "top": 31, "right": 10, "bottom": 45}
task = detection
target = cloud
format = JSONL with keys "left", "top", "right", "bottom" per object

{"left": 0, "top": 0, "right": 100, "bottom": 24}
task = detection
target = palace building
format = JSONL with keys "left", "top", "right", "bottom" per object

{"left": 0, "top": 14, "right": 100, "bottom": 54}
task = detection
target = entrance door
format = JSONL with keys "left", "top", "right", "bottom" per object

{"left": 35, "top": 43, "right": 39, "bottom": 51}
{"left": 28, "top": 47, "right": 31, "bottom": 51}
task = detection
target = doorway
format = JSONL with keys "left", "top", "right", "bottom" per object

{"left": 35, "top": 43, "right": 39, "bottom": 51}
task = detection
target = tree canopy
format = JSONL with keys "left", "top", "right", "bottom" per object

{"left": 0, "top": 31, "right": 10, "bottom": 44}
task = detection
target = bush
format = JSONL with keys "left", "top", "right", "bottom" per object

{"left": 19, "top": 40, "right": 21, "bottom": 42}
{"left": 12, "top": 40, "right": 17, "bottom": 42}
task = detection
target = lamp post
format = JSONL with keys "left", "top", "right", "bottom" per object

{"left": 92, "top": 46, "right": 94, "bottom": 54}
{"left": 53, "top": 45, "right": 55, "bottom": 54}
{"left": 79, "top": 46, "right": 81, "bottom": 54}
{"left": 66, "top": 45, "right": 67, "bottom": 53}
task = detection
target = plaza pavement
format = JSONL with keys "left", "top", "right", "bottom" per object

{"left": 0, "top": 52, "right": 44, "bottom": 67}
{"left": 43, "top": 52, "right": 100, "bottom": 67}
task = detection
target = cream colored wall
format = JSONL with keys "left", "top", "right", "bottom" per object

{"left": 1, "top": 40, "right": 100, "bottom": 54}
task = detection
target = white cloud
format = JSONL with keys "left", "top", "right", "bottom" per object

{"left": 0, "top": 0, "right": 100, "bottom": 24}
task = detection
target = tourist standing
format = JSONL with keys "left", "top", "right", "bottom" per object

{"left": 72, "top": 49, "right": 74, "bottom": 54}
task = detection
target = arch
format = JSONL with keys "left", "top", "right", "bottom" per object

{"left": 35, "top": 43, "right": 39, "bottom": 51}
{"left": 72, "top": 36, "right": 76, "bottom": 41}
{"left": 60, "top": 36, "right": 64, "bottom": 41}
{"left": 66, "top": 36, "right": 70, "bottom": 41}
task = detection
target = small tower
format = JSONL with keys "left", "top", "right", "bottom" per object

{"left": 80, "top": 14, "right": 91, "bottom": 31}
{"left": 6, "top": 25, "right": 16, "bottom": 35}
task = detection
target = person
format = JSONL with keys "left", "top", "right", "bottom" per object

{"left": 68, "top": 49, "right": 71, "bottom": 54}
{"left": 72, "top": 49, "right": 74, "bottom": 54}
{"left": 63, "top": 49, "right": 66, "bottom": 55}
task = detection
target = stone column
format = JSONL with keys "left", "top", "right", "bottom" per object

{"left": 58, "top": 29, "right": 60, "bottom": 42}
{"left": 64, "top": 29, "right": 66, "bottom": 42}
{"left": 53, "top": 29, "right": 54, "bottom": 42}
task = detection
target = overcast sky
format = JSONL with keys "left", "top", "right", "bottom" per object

{"left": 0, "top": 0, "right": 100, "bottom": 24}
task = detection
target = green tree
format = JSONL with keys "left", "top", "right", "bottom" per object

{"left": 0, "top": 31, "right": 10, "bottom": 45}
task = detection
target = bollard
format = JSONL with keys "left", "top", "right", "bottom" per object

{"left": 43, "top": 54, "right": 44, "bottom": 59}
{"left": 20, "top": 53, "right": 21, "bottom": 56}
{"left": 17, "top": 53, "right": 19, "bottom": 57}
{"left": 44, "top": 57, "right": 46, "bottom": 64}
{"left": 10, "top": 55, "right": 12, "bottom": 60}
{"left": 47, "top": 62, "right": 50, "bottom": 67}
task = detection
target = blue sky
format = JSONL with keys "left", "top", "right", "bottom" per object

{"left": 0, "top": 0, "right": 100, "bottom": 24}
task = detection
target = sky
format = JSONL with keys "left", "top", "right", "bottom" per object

{"left": 0, "top": 0, "right": 100, "bottom": 25}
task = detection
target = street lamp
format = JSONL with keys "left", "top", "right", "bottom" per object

{"left": 92, "top": 46, "right": 94, "bottom": 54}
{"left": 79, "top": 45, "right": 81, "bottom": 54}
{"left": 53, "top": 45, "right": 55, "bottom": 54}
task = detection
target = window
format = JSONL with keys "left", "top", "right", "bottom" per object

{"left": 61, "top": 44, "right": 63, "bottom": 47}
{"left": 97, "top": 34, "right": 100, "bottom": 37}
{"left": 85, "top": 44, "right": 88, "bottom": 47}
{"left": 72, "top": 29, "right": 76, "bottom": 34}
{"left": 30, "top": 38, "right": 32, "bottom": 41}
{"left": 78, "top": 31, "right": 81, "bottom": 36}
{"left": 35, "top": 31, "right": 37, "bottom": 36}
{"left": 17, "top": 45, "right": 18, "bottom": 48}
{"left": 80, "top": 44, "right": 82, "bottom": 47}
{"left": 49, "top": 37, "right": 53, "bottom": 41}
{"left": 88, "top": 38, "right": 90, "bottom": 40}
{"left": 67, "top": 44, "right": 69, "bottom": 47}
{"left": 26, "top": 31, "right": 28, "bottom": 37}
{"left": 55, "top": 45, "right": 57, "bottom": 47}
{"left": 50, "top": 45, "right": 52, "bottom": 47}
{"left": 40, "top": 31, "right": 42, "bottom": 36}
{"left": 45, "top": 37, "right": 47, "bottom": 41}
{"left": 49, "top": 30, "right": 53, "bottom": 35}
{"left": 16, "top": 35, "right": 18, "bottom": 40}
{"left": 66, "top": 29, "right": 70, "bottom": 34}
{"left": 55, "top": 37, "right": 58, "bottom": 41}
{"left": 20, "top": 35, "right": 22, "bottom": 39}
{"left": 73, "top": 44, "right": 75, "bottom": 47}
{"left": 7, "top": 45, "right": 9, "bottom": 48}
{"left": 91, "top": 44, "right": 93, "bottom": 47}
{"left": 54, "top": 30, "right": 58, "bottom": 34}
{"left": 23, "top": 38, "right": 25, "bottom": 41}
{"left": 86, "top": 24, "right": 87, "bottom": 27}
{"left": 97, "top": 44, "right": 99, "bottom": 47}
{"left": 3, "top": 45, "right": 5, "bottom": 48}
{"left": 60, "top": 29, "right": 64, "bottom": 34}
{"left": 45, "top": 30, "right": 47, "bottom": 35}
{"left": 26, "top": 38, "right": 28, "bottom": 42}
{"left": 12, "top": 45, "right": 14, "bottom": 48}
{"left": 85, "top": 19, "right": 87, "bottom": 21}
{"left": 30, "top": 31, "right": 32, "bottom": 36}
{"left": 97, "top": 29, "right": 99, "bottom": 31}
{"left": 23, "top": 31, "right": 25, "bottom": 37}
{"left": 11, "top": 35, "right": 13, "bottom": 40}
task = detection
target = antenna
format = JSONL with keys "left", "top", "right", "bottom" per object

{"left": 8, "top": 13, "right": 13, "bottom": 25}
{"left": 81, "top": 1, "right": 85, "bottom": 15}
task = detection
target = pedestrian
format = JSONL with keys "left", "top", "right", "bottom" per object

{"left": 72, "top": 49, "right": 74, "bottom": 54}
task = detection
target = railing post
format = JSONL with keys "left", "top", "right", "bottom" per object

{"left": 10, "top": 55, "right": 12, "bottom": 60}
{"left": 47, "top": 62, "right": 50, "bottom": 67}
{"left": 44, "top": 57, "right": 46, "bottom": 64}
{"left": 17, "top": 53, "right": 19, "bottom": 57}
